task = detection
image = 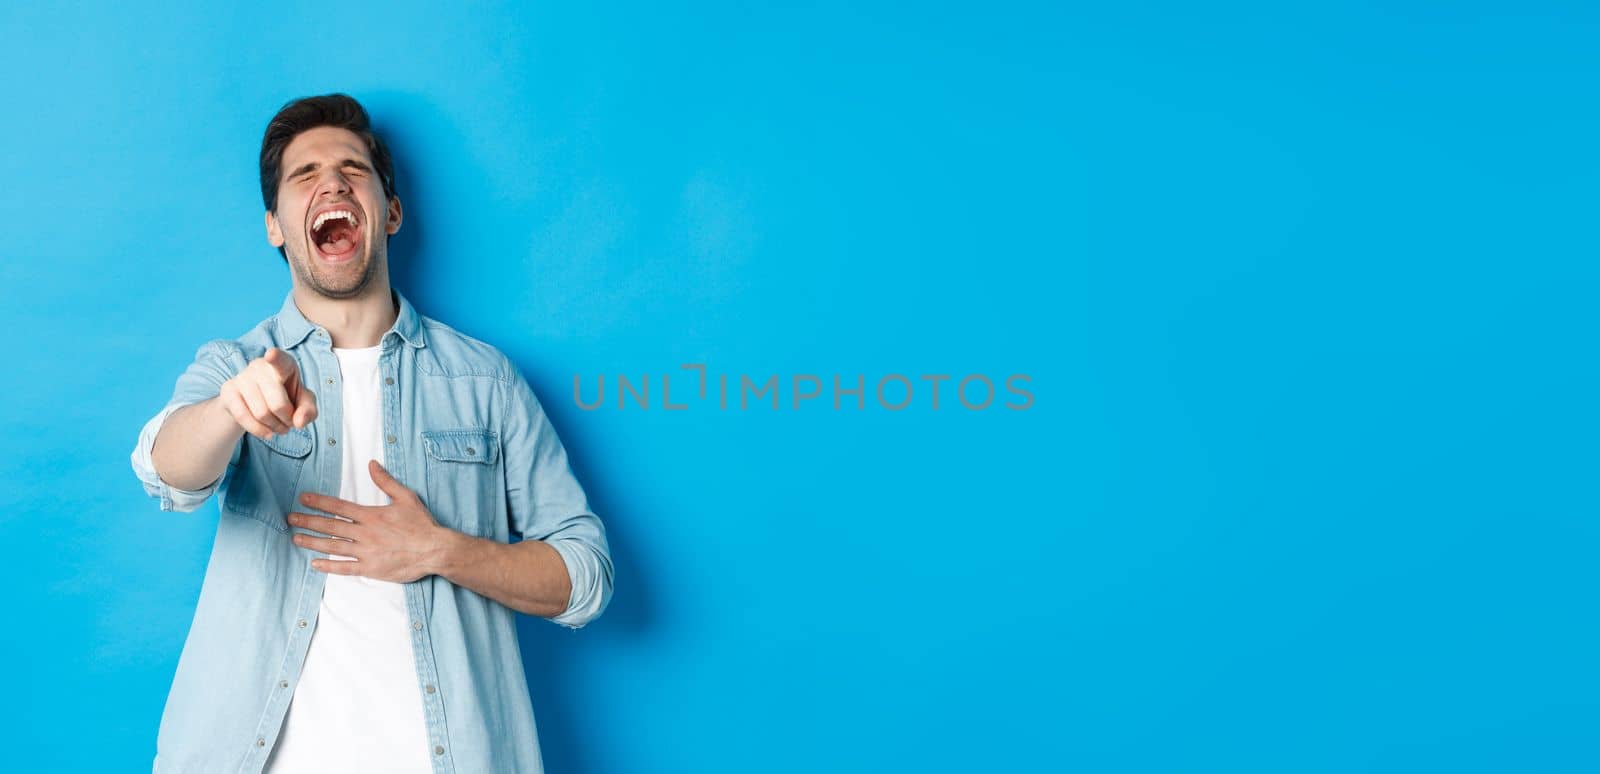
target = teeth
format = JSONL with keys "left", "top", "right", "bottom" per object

{"left": 311, "top": 209, "right": 357, "bottom": 232}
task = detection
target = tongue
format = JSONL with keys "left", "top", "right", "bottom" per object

{"left": 318, "top": 223, "right": 357, "bottom": 256}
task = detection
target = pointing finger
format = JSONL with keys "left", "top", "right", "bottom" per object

{"left": 263, "top": 347, "right": 299, "bottom": 383}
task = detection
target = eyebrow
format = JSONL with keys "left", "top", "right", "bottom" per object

{"left": 284, "top": 158, "right": 374, "bottom": 181}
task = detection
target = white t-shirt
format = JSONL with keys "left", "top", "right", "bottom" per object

{"left": 265, "top": 345, "right": 432, "bottom": 773}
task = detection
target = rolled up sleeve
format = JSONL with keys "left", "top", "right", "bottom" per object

{"left": 130, "top": 340, "right": 245, "bottom": 513}
{"left": 502, "top": 364, "right": 615, "bottom": 630}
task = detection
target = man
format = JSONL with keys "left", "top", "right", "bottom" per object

{"left": 129, "top": 93, "right": 613, "bottom": 774}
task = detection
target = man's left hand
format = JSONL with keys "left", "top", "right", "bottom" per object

{"left": 287, "top": 460, "right": 450, "bottom": 583}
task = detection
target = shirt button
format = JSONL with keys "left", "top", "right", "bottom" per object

{"left": 325, "top": 377, "right": 334, "bottom": 385}
{"left": 434, "top": 745, "right": 445, "bottom": 756}
{"left": 425, "top": 684, "right": 436, "bottom": 694}
{"left": 465, "top": 447, "right": 475, "bottom": 455}
{"left": 413, "top": 619, "right": 423, "bottom": 631}
{"left": 297, "top": 619, "right": 307, "bottom": 628}
{"left": 279, "top": 679, "right": 288, "bottom": 689}
{"left": 385, "top": 377, "right": 395, "bottom": 385}
{"left": 386, "top": 434, "right": 397, "bottom": 444}
{"left": 328, "top": 438, "right": 337, "bottom": 446}
{"left": 257, "top": 738, "right": 266, "bottom": 747}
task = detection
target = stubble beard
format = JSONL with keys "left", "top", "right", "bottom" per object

{"left": 289, "top": 236, "right": 380, "bottom": 301}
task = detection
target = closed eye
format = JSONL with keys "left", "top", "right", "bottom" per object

{"left": 285, "top": 159, "right": 372, "bottom": 183}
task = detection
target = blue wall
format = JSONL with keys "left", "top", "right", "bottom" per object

{"left": 3, "top": 2, "right": 1596, "bottom": 771}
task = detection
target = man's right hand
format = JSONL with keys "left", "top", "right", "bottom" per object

{"left": 219, "top": 347, "right": 319, "bottom": 440}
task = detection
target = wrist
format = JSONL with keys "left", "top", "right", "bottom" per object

{"left": 428, "top": 525, "right": 474, "bottom": 579}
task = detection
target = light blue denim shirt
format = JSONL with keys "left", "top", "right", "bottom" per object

{"left": 129, "top": 288, "right": 613, "bottom": 774}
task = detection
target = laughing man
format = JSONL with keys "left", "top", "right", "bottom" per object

{"left": 130, "top": 93, "right": 613, "bottom": 774}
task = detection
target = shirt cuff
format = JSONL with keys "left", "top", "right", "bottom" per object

{"left": 131, "top": 401, "right": 226, "bottom": 513}
{"left": 546, "top": 538, "right": 612, "bottom": 630}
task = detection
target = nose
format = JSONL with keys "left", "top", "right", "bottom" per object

{"left": 314, "top": 169, "right": 351, "bottom": 199}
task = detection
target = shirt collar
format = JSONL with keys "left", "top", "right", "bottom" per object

{"left": 275, "top": 287, "right": 427, "bottom": 351}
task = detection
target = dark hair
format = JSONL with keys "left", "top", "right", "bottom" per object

{"left": 259, "top": 93, "right": 397, "bottom": 260}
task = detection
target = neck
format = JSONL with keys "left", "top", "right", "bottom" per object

{"left": 292, "top": 277, "right": 398, "bottom": 349}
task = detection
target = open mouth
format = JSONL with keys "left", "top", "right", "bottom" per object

{"left": 309, "top": 207, "right": 362, "bottom": 262}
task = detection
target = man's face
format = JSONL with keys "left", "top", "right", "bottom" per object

{"left": 265, "top": 126, "right": 402, "bottom": 299}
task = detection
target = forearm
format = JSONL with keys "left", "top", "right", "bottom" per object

{"left": 430, "top": 529, "right": 573, "bottom": 618}
{"left": 151, "top": 397, "right": 246, "bottom": 491}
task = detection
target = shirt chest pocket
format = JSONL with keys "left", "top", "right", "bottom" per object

{"left": 421, "top": 428, "right": 502, "bottom": 537}
{"left": 222, "top": 427, "right": 314, "bottom": 533}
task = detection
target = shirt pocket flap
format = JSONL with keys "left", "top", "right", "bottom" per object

{"left": 422, "top": 428, "right": 500, "bottom": 465}
{"left": 263, "top": 426, "right": 314, "bottom": 458}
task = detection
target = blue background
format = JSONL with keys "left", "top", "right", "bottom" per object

{"left": 2, "top": 2, "right": 1595, "bottom": 771}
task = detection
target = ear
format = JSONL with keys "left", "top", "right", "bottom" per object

{"left": 385, "top": 196, "right": 404, "bottom": 236}
{"left": 265, "top": 210, "right": 285, "bottom": 247}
